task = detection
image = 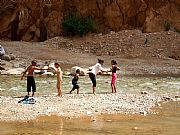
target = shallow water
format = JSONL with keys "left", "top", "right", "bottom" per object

{"left": 0, "top": 75, "right": 180, "bottom": 96}
{"left": 0, "top": 101, "right": 179, "bottom": 135}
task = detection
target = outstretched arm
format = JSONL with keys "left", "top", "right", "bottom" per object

{"left": 21, "top": 68, "right": 28, "bottom": 80}
{"left": 99, "top": 65, "right": 108, "bottom": 73}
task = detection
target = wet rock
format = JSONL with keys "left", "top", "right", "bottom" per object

{"left": 139, "top": 111, "right": 147, "bottom": 116}
{"left": 91, "top": 119, "right": 96, "bottom": 122}
{"left": 132, "top": 127, "right": 140, "bottom": 130}
{"left": 156, "top": 103, "right": 161, "bottom": 107}
{"left": 107, "top": 120, "right": 112, "bottom": 122}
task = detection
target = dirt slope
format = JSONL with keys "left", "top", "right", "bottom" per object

{"left": 0, "top": 30, "right": 180, "bottom": 76}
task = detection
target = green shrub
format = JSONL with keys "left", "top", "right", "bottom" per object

{"left": 164, "top": 21, "right": 171, "bottom": 31}
{"left": 61, "top": 14, "right": 96, "bottom": 36}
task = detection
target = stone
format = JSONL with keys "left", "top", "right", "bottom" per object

{"left": 132, "top": 127, "right": 140, "bottom": 130}
{"left": 70, "top": 66, "right": 86, "bottom": 76}
{"left": 140, "top": 111, "right": 147, "bottom": 116}
{"left": 107, "top": 120, "right": 112, "bottom": 122}
{"left": 9, "top": 54, "right": 16, "bottom": 60}
{"left": 0, "top": 65, "right": 5, "bottom": 70}
{"left": 0, "top": 55, "right": 5, "bottom": 60}
{"left": 163, "top": 96, "right": 171, "bottom": 101}
{"left": 4, "top": 55, "right": 11, "bottom": 61}
{"left": 141, "top": 91, "right": 148, "bottom": 94}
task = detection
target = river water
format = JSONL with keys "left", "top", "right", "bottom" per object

{"left": 0, "top": 75, "right": 180, "bottom": 96}
{"left": 0, "top": 75, "right": 180, "bottom": 135}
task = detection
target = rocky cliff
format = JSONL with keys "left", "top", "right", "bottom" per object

{"left": 0, "top": 0, "right": 179, "bottom": 41}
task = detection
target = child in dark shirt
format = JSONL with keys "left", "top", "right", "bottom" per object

{"left": 69, "top": 69, "right": 80, "bottom": 94}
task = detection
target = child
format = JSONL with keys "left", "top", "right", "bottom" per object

{"left": 54, "top": 63, "right": 63, "bottom": 97}
{"left": 21, "top": 60, "right": 46, "bottom": 97}
{"left": 69, "top": 69, "right": 80, "bottom": 94}
{"left": 89, "top": 59, "right": 107, "bottom": 94}
{"left": 110, "top": 60, "right": 120, "bottom": 93}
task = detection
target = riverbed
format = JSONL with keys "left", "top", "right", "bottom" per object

{"left": 0, "top": 75, "right": 180, "bottom": 134}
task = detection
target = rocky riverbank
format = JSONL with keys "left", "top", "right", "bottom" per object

{"left": 0, "top": 93, "right": 179, "bottom": 121}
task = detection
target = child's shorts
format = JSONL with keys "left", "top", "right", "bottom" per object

{"left": 27, "top": 76, "right": 36, "bottom": 92}
{"left": 72, "top": 84, "right": 79, "bottom": 90}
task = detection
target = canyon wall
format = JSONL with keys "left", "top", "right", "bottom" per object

{"left": 0, "top": 0, "right": 179, "bottom": 41}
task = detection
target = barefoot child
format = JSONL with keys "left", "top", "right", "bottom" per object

{"left": 21, "top": 60, "right": 47, "bottom": 97}
{"left": 54, "top": 63, "right": 63, "bottom": 97}
{"left": 69, "top": 69, "right": 80, "bottom": 94}
{"left": 89, "top": 59, "right": 107, "bottom": 94}
{"left": 110, "top": 60, "right": 120, "bottom": 93}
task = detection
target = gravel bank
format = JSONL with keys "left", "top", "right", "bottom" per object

{"left": 0, "top": 93, "right": 163, "bottom": 121}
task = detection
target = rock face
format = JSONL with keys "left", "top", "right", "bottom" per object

{"left": 0, "top": 0, "right": 179, "bottom": 41}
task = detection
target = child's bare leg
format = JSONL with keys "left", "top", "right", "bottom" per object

{"left": 77, "top": 89, "right": 79, "bottom": 94}
{"left": 32, "top": 92, "right": 34, "bottom": 97}
{"left": 111, "top": 83, "right": 115, "bottom": 93}
{"left": 114, "top": 85, "right": 117, "bottom": 93}
{"left": 111, "top": 83, "right": 113, "bottom": 93}
{"left": 28, "top": 92, "right": 30, "bottom": 96}
{"left": 57, "top": 81, "right": 62, "bottom": 96}
{"left": 93, "top": 87, "right": 96, "bottom": 94}
{"left": 69, "top": 89, "right": 73, "bottom": 94}
{"left": 57, "top": 88, "right": 62, "bottom": 96}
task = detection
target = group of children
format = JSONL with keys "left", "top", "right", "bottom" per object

{"left": 21, "top": 59, "right": 119, "bottom": 97}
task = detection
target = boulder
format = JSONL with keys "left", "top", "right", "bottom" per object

{"left": 0, "top": 55, "right": 5, "bottom": 60}
{"left": 9, "top": 54, "right": 16, "bottom": 60}
{"left": 4, "top": 55, "right": 11, "bottom": 61}
{"left": 70, "top": 66, "right": 86, "bottom": 76}
{"left": 0, "top": 65, "right": 5, "bottom": 70}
